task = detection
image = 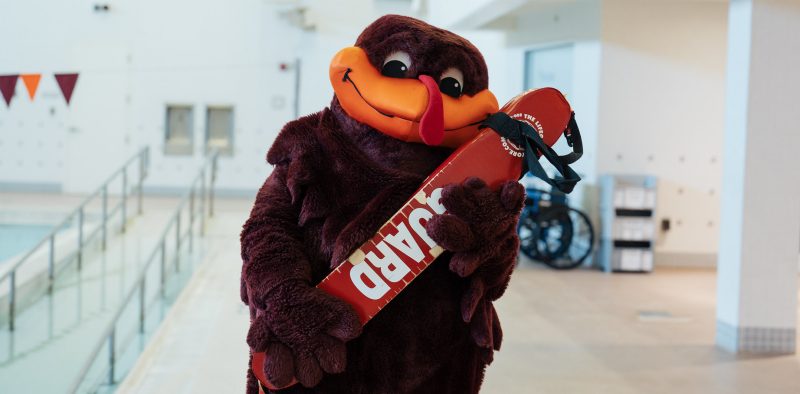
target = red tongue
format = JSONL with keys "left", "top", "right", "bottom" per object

{"left": 418, "top": 75, "right": 444, "bottom": 146}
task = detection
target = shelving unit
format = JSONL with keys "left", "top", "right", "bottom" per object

{"left": 598, "top": 175, "right": 658, "bottom": 272}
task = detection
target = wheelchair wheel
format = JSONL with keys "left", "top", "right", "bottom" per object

{"left": 533, "top": 206, "right": 573, "bottom": 265}
{"left": 541, "top": 207, "right": 594, "bottom": 270}
{"left": 565, "top": 208, "right": 594, "bottom": 265}
{"left": 517, "top": 211, "right": 541, "bottom": 261}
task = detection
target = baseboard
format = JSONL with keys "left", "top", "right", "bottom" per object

{"left": 143, "top": 185, "right": 257, "bottom": 199}
{"left": 0, "top": 182, "right": 62, "bottom": 193}
{"left": 655, "top": 252, "right": 717, "bottom": 268}
{"left": 717, "top": 319, "right": 796, "bottom": 354}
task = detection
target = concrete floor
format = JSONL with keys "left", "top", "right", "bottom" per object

{"left": 119, "top": 199, "right": 800, "bottom": 394}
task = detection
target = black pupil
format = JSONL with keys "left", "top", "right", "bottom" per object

{"left": 439, "top": 77, "right": 462, "bottom": 98}
{"left": 382, "top": 60, "right": 408, "bottom": 78}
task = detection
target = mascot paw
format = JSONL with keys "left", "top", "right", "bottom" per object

{"left": 425, "top": 177, "right": 523, "bottom": 280}
{"left": 425, "top": 177, "right": 523, "bottom": 350}
{"left": 247, "top": 281, "right": 361, "bottom": 388}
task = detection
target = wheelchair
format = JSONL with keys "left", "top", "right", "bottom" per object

{"left": 517, "top": 188, "right": 594, "bottom": 270}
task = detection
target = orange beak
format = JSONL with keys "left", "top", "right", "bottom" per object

{"left": 329, "top": 46, "right": 499, "bottom": 148}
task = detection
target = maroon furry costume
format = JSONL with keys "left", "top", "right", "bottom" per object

{"left": 241, "top": 15, "right": 524, "bottom": 394}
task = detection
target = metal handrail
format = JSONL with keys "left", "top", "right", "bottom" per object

{"left": 69, "top": 150, "right": 218, "bottom": 393}
{"left": 2, "top": 147, "right": 150, "bottom": 331}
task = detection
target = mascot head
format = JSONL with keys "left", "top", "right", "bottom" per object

{"left": 330, "top": 15, "right": 498, "bottom": 148}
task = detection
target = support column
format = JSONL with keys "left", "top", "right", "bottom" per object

{"left": 716, "top": 0, "right": 800, "bottom": 354}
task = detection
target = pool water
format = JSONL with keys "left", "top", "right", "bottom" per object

{"left": 0, "top": 224, "right": 53, "bottom": 262}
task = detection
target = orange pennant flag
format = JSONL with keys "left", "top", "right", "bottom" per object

{"left": 20, "top": 74, "right": 42, "bottom": 100}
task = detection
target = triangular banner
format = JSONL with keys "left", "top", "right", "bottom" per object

{"left": 54, "top": 73, "right": 79, "bottom": 105}
{"left": 20, "top": 74, "right": 42, "bottom": 100}
{"left": 0, "top": 74, "right": 19, "bottom": 107}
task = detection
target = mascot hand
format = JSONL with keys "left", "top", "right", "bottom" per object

{"left": 246, "top": 280, "right": 362, "bottom": 388}
{"left": 425, "top": 177, "right": 524, "bottom": 350}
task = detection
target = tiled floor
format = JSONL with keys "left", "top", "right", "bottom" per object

{"left": 119, "top": 199, "right": 800, "bottom": 394}
{"left": 484, "top": 265, "right": 800, "bottom": 394}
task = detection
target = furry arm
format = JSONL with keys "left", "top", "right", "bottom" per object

{"left": 241, "top": 164, "right": 361, "bottom": 388}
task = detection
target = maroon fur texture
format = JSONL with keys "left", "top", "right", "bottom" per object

{"left": 240, "top": 15, "right": 521, "bottom": 394}
{"left": 426, "top": 177, "right": 524, "bottom": 350}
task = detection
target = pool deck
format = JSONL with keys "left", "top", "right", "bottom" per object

{"left": 118, "top": 203, "right": 250, "bottom": 394}
{"left": 118, "top": 198, "right": 800, "bottom": 394}
{"left": 0, "top": 193, "right": 190, "bottom": 393}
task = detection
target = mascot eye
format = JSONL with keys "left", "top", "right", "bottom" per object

{"left": 382, "top": 51, "right": 412, "bottom": 78}
{"left": 439, "top": 68, "right": 464, "bottom": 98}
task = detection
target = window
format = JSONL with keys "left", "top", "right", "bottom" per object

{"left": 524, "top": 44, "right": 574, "bottom": 97}
{"left": 165, "top": 105, "right": 194, "bottom": 156}
{"left": 205, "top": 106, "right": 234, "bottom": 156}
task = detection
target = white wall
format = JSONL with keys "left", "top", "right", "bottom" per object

{"left": 0, "top": 0, "right": 129, "bottom": 192}
{"left": 428, "top": 0, "right": 540, "bottom": 30}
{"left": 126, "top": 0, "right": 302, "bottom": 194}
{"left": 295, "top": 0, "right": 382, "bottom": 116}
{"left": 597, "top": 0, "right": 729, "bottom": 262}
{"left": 0, "top": 0, "right": 521, "bottom": 196}
{"left": 0, "top": 0, "right": 304, "bottom": 194}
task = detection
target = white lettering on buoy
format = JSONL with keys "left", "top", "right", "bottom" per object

{"left": 385, "top": 223, "right": 424, "bottom": 263}
{"left": 366, "top": 241, "right": 411, "bottom": 283}
{"left": 350, "top": 259, "right": 391, "bottom": 300}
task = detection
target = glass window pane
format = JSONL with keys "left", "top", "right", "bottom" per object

{"left": 524, "top": 44, "right": 574, "bottom": 97}
{"left": 165, "top": 105, "right": 194, "bottom": 156}
{"left": 206, "top": 107, "right": 234, "bottom": 156}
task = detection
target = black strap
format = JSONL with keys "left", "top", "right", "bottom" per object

{"left": 561, "top": 112, "right": 583, "bottom": 165}
{"left": 480, "top": 112, "right": 583, "bottom": 194}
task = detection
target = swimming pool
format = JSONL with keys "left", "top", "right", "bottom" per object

{"left": 0, "top": 223, "right": 53, "bottom": 263}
